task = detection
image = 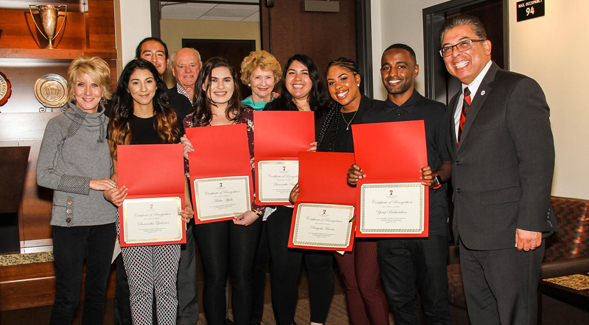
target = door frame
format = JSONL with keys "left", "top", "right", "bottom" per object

{"left": 422, "top": 0, "right": 509, "bottom": 103}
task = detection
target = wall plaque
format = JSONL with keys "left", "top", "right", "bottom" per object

{"left": 0, "top": 71, "right": 12, "bottom": 108}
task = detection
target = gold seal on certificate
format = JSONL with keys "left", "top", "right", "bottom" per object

{"left": 257, "top": 160, "right": 299, "bottom": 203}
{"left": 292, "top": 203, "right": 354, "bottom": 248}
{"left": 360, "top": 183, "right": 425, "bottom": 234}
{"left": 193, "top": 176, "right": 251, "bottom": 221}
{"left": 122, "top": 197, "right": 183, "bottom": 244}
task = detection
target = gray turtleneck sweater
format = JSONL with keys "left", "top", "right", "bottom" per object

{"left": 37, "top": 101, "right": 117, "bottom": 227}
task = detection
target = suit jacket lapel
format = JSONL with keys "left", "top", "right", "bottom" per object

{"left": 458, "top": 62, "right": 500, "bottom": 149}
{"left": 448, "top": 94, "right": 459, "bottom": 154}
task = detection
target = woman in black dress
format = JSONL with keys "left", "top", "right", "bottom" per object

{"left": 264, "top": 54, "right": 332, "bottom": 325}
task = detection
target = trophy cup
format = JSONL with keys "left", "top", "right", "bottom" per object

{"left": 29, "top": 5, "right": 67, "bottom": 49}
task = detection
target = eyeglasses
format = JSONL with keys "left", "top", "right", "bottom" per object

{"left": 439, "top": 39, "right": 485, "bottom": 57}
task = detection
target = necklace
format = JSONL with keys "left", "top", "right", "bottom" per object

{"left": 341, "top": 110, "right": 358, "bottom": 130}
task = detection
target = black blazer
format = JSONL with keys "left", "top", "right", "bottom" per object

{"left": 166, "top": 86, "right": 192, "bottom": 122}
{"left": 447, "top": 62, "right": 556, "bottom": 250}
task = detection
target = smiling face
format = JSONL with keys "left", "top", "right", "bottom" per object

{"left": 441, "top": 24, "right": 492, "bottom": 85}
{"left": 128, "top": 68, "right": 157, "bottom": 109}
{"left": 205, "top": 67, "right": 234, "bottom": 105}
{"left": 326, "top": 65, "right": 361, "bottom": 111}
{"left": 380, "top": 48, "right": 418, "bottom": 105}
{"left": 172, "top": 48, "right": 201, "bottom": 91}
{"left": 73, "top": 73, "right": 104, "bottom": 114}
{"left": 139, "top": 40, "right": 169, "bottom": 76}
{"left": 285, "top": 60, "right": 313, "bottom": 102}
{"left": 249, "top": 66, "right": 275, "bottom": 102}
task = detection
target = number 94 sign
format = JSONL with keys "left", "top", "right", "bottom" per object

{"left": 516, "top": 0, "right": 545, "bottom": 22}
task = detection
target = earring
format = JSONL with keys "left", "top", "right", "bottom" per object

{"left": 357, "top": 84, "right": 360, "bottom": 87}
{"left": 248, "top": 84, "right": 251, "bottom": 87}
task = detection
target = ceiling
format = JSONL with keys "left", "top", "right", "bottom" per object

{"left": 161, "top": 0, "right": 260, "bottom": 22}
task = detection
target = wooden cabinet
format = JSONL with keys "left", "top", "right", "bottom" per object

{"left": 0, "top": 0, "right": 118, "bottom": 243}
{"left": 0, "top": 0, "right": 117, "bottom": 59}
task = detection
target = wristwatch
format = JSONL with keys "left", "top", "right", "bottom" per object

{"left": 432, "top": 174, "right": 443, "bottom": 189}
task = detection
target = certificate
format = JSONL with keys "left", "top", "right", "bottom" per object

{"left": 122, "top": 197, "right": 183, "bottom": 245}
{"left": 291, "top": 203, "right": 354, "bottom": 249}
{"left": 257, "top": 160, "right": 299, "bottom": 203}
{"left": 359, "top": 182, "right": 425, "bottom": 234}
{"left": 193, "top": 176, "right": 251, "bottom": 222}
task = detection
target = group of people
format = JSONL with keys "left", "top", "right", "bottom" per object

{"left": 37, "top": 13, "right": 555, "bottom": 325}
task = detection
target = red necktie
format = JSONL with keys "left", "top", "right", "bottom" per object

{"left": 458, "top": 87, "right": 471, "bottom": 145}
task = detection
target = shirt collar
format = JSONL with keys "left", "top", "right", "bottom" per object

{"left": 462, "top": 60, "right": 492, "bottom": 101}
{"left": 384, "top": 89, "right": 421, "bottom": 113}
{"left": 176, "top": 84, "right": 193, "bottom": 104}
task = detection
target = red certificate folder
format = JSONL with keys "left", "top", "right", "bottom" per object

{"left": 352, "top": 120, "right": 429, "bottom": 238}
{"left": 117, "top": 144, "right": 186, "bottom": 247}
{"left": 288, "top": 151, "right": 356, "bottom": 251}
{"left": 186, "top": 124, "right": 253, "bottom": 224}
{"left": 253, "top": 111, "right": 315, "bottom": 205}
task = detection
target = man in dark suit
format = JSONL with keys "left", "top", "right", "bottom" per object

{"left": 439, "top": 14, "right": 556, "bottom": 324}
{"left": 170, "top": 47, "right": 202, "bottom": 105}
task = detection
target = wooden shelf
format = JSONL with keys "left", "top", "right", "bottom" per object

{"left": 0, "top": 48, "right": 83, "bottom": 60}
{"left": 0, "top": 48, "right": 117, "bottom": 60}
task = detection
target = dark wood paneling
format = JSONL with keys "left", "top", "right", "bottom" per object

{"left": 0, "top": 9, "right": 86, "bottom": 50}
{"left": 261, "top": 0, "right": 356, "bottom": 75}
{"left": 87, "top": 0, "right": 116, "bottom": 51}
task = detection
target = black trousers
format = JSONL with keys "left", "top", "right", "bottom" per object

{"left": 459, "top": 239, "right": 545, "bottom": 325}
{"left": 377, "top": 235, "right": 451, "bottom": 325}
{"left": 266, "top": 206, "right": 334, "bottom": 325}
{"left": 51, "top": 223, "right": 116, "bottom": 325}
{"left": 194, "top": 217, "right": 262, "bottom": 325}
{"left": 250, "top": 221, "right": 270, "bottom": 325}
{"left": 177, "top": 223, "right": 199, "bottom": 325}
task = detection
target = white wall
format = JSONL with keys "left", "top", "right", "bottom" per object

{"left": 372, "top": 0, "right": 589, "bottom": 200}
{"left": 114, "top": 0, "right": 152, "bottom": 75}
{"left": 371, "top": 0, "right": 446, "bottom": 100}
{"left": 508, "top": 0, "right": 589, "bottom": 199}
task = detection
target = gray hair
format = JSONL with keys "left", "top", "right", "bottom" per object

{"left": 439, "top": 14, "right": 487, "bottom": 44}
{"left": 170, "top": 47, "right": 202, "bottom": 67}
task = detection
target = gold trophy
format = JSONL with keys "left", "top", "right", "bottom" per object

{"left": 29, "top": 5, "right": 67, "bottom": 49}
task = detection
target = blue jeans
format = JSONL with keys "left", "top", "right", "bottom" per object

{"left": 50, "top": 223, "right": 116, "bottom": 325}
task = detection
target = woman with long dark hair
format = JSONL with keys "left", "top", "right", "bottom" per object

{"left": 184, "top": 57, "right": 264, "bottom": 325}
{"left": 263, "top": 54, "right": 332, "bottom": 325}
{"left": 106, "top": 58, "right": 193, "bottom": 325}
{"left": 317, "top": 57, "right": 390, "bottom": 325}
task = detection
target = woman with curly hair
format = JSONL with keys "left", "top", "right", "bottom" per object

{"left": 184, "top": 57, "right": 264, "bottom": 325}
{"left": 240, "top": 50, "right": 281, "bottom": 110}
{"left": 264, "top": 54, "right": 332, "bottom": 325}
{"left": 317, "top": 57, "right": 389, "bottom": 325}
{"left": 105, "top": 58, "right": 193, "bottom": 325}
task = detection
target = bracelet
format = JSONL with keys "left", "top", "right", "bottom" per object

{"left": 252, "top": 210, "right": 262, "bottom": 216}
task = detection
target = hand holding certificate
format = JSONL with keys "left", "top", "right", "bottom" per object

{"left": 117, "top": 144, "right": 186, "bottom": 247}
{"left": 186, "top": 124, "right": 253, "bottom": 224}
{"left": 288, "top": 151, "right": 356, "bottom": 251}
{"left": 351, "top": 120, "right": 429, "bottom": 237}
{"left": 254, "top": 111, "right": 315, "bottom": 205}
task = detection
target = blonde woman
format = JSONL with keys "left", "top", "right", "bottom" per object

{"left": 37, "top": 56, "right": 117, "bottom": 325}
